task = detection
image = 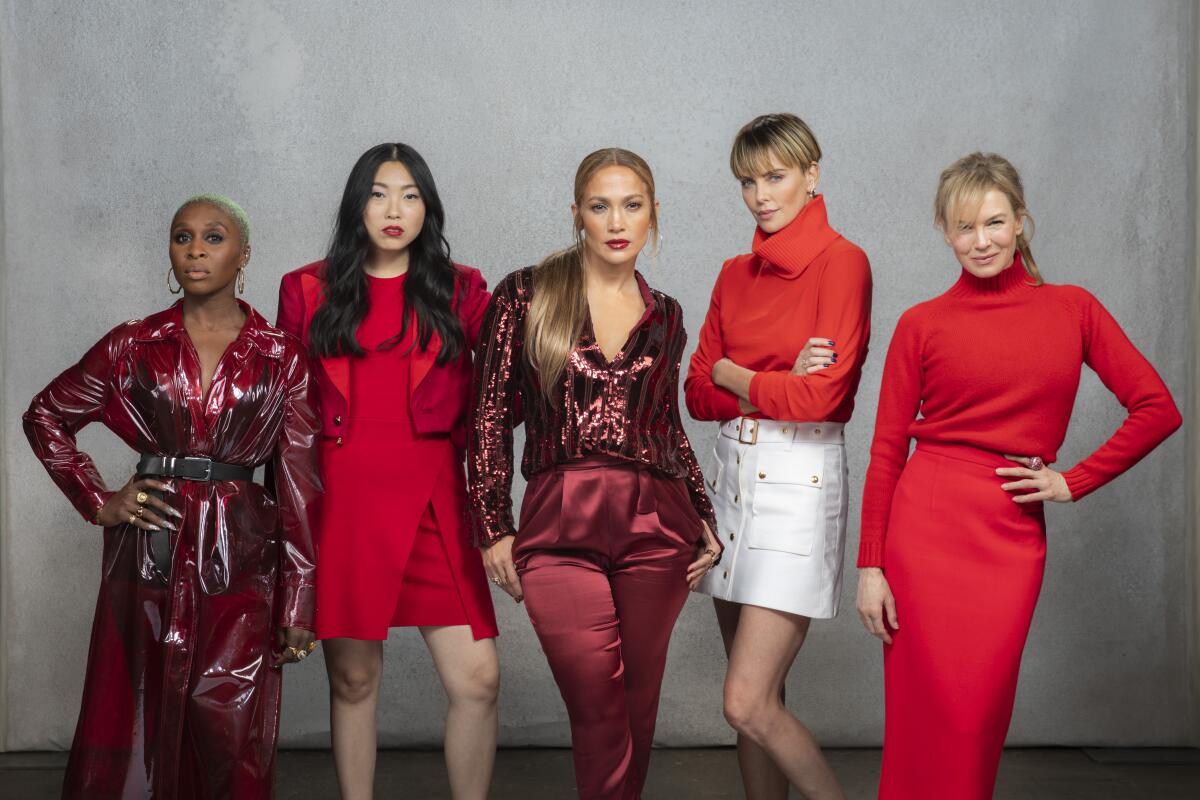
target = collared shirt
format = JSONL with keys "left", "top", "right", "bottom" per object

{"left": 468, "top": 266, "right": 715, "bottom": 546}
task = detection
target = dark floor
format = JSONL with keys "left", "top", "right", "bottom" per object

{"left": 2, "top": 747, "right": 1199, "bottom": 798}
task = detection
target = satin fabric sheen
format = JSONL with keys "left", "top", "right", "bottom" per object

{"left": 517, "top": 455, "right": 701, "bottom": 800}
{"left": 23, "top": 301, "right": 320, "bottom": 799}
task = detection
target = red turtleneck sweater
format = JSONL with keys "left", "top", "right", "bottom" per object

{"left": 857, "top": 256, "right": 1182, "bottom": 568}
{"left": 685, "top": 196, "right": 873, "bottom": 422}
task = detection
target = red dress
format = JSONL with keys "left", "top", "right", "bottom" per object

{"left": 316, "top": 272, "right": 497, "bottom": 640}
{"left": 859, "top": 257, "right": 1181, "bottom": 798}
{"left": 23, "top": 301, "right": 320, "bottom": 799}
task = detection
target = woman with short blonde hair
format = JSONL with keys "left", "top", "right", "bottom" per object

{"left": 857, "top": 152, "right": 1181, "bottom": 798}
{"left": 686, "top": 113, "right": 873, "bottom": 799}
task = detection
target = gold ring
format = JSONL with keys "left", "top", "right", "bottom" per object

{"left": 128, "top": 514, "right": 137, "bottom": 524}
{"left": 287, "top": 646, "right": 305, "bottom": 660}
{"left": 136, "top": 492, "right": 149, "bottom": 505}
{"left": 136, "top": 507, "right": 145, "bottom": 518}
{"left": 306, "top": 641, "right": 317, "bottom": 654}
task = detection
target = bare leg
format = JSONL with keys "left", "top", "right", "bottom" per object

{"left": 723, "top": 605, "right": 846, "bottom": 800}
{"left": 324, "top": 638, "right": 385, "bottom": 800}
{"left": 714, "top": 598, "right": 789, "bottom": 800}
{"left": 421, "top": 626, "right": 499, "bottom": 800}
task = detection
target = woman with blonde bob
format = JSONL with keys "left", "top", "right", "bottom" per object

{"left": 856, "top": 152, "right": 1181, "bottom": 798}
{"left": 685, "top": 113, "right": 871, "bottom": 799}
{"left": 469, "top": 148, "right": 721, "bottom": 799}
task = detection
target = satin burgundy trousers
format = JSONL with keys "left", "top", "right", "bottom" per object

{"left": 879, "top": 442, "right": 1047, "bottom": 800}
{"left": 515, "top": 455, "right": 703, "bottom": 800}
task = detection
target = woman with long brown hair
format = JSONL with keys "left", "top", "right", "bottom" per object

{"left": 856, "top": 152, "right": 1181, "bottom": 798}
{"left": 469, "top": 148, "right": 721, "bottom": 799}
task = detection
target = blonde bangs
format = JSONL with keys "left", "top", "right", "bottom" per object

{"left": 729, "top": 114, "right": 821, "bottom": 179}
{"left": 937, "top": 177, "right": 991, "bottom": 232}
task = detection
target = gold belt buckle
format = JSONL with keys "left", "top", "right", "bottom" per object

{"left": 738, "top": 418, "right": 759, "bottom": 445}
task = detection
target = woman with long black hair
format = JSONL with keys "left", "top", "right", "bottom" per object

{"left": 277, "top": 143, "right": 499, "bottom": 800}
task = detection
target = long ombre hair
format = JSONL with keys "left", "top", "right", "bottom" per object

{"left": 934, "top": 152, "right": 1043, "bottom": 284}
{"left": 525, "top": 148, "right": 658, "bottom": 400}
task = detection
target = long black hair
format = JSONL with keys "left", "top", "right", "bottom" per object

{"left": 309, "top": 143, "right": 465, "bottom": 364}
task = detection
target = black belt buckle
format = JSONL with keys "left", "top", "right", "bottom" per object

{"left": 164, "top": 455, "right": 213, "bottom": 481}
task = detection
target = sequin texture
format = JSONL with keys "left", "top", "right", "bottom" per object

{"left": 468, "top": 267, "right": 716, "bottom": 545}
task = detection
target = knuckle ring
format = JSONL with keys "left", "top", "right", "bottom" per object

{"left": 136, "top": 492, "right": 149, "bottom": 505}
{"left": 128, "top": 514, "right": 137, "bottom": 525}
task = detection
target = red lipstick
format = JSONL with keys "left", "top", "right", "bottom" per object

{"left": 606, "top": 239, "right": 630, "bottom": 250}
{"left": 382, "top": 226, "right": 405, "bottom": 237}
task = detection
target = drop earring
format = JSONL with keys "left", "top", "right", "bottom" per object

{"left": 237, "top": 266, "right": 246, "bottom": 295}
{"left": 167, "top": 266, "right": 182, "bottom": 294}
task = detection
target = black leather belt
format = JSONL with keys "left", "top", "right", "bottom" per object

{"left": 135, "top": 454, "right": 255, "bottom": 579}
{"left": 137, "top": 454, "right": 255, "bottom": 482}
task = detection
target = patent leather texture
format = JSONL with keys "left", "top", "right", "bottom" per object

{"left": 23, "top": 300, "right": 321, "bottom": 799}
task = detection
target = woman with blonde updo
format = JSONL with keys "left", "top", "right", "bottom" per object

{"left": 856, "top": 153, "right": 1181, "bottom": 798}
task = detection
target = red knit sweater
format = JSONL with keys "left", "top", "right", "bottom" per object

{"left": 857, "top": 255, "right": 1182, "bottom": 568}
{"left": 685, "top": 196, "right": 872, "bottom": 422}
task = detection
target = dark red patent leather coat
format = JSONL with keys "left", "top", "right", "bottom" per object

{"left": 23, "top": 300, "right": 320, "bottom": 800}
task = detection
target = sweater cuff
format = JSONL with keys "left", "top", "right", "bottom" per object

{"left": 856, "top": 540, "right": 885, "bottom": 568}
{"left": 747, "top": 370, "right": 775, "bottom": 413}
{"left": 1061, "top": 465, "right": 1102, "bottom": 502}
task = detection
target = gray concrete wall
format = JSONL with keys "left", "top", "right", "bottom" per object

{"left": 1, "top": 1, "right": 1194, "bottom": 750}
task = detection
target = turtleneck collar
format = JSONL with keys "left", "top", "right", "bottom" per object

{"left": 946, "top": 251, "right": 1038, "bottom": 298}
{"left": 751, "top": 194, "right": 842, "bottom": 279}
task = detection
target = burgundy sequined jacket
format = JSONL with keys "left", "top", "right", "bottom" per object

{"left": 468, "top": 266, "right": 716, "bottom": 546}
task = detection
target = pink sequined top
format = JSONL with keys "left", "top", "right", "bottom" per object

{"left": 468, "top": 266, "right": 716, "bottom": 546}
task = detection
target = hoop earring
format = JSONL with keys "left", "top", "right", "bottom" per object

{"left": 237, "top": 266, "right": 246, "bottom": 295}
{"left": 167, "top": 266, "right": 182, "bottom": 295}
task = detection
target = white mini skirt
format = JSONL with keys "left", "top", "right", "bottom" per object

{"left": 694, "top": 417, "right": 848, "bottom": 619}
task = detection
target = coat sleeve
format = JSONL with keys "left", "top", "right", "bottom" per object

{"left": 271, "top": 348, "right": 322, "bottom": 631}
{"left": 23, "top": 323, "right": 134, "bottom": 523}
{"left": 684, "top": 264, "right": 744, "bottom": 421}
{"left": 1060, "top": 291, "right": 1182, "bottom": 500}
{"left": 467, "top": 273, "right": 525, "bottom": 546}
{"left": 747, "top": 250, "right": 872, "bottom": 420}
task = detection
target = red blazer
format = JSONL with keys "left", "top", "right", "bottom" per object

{"left": 275, "top": 260, "right": 490, "bottom": 450}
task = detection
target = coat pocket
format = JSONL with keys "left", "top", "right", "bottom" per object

{"left": 746, "top": 448, "right": 824, "bottom": 556}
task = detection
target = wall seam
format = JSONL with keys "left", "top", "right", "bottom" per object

{"left": 0, "top": 0, "right": 11, "bottom": 753}
{"left": 1190, "top": 0, "right": 1200, "bottom": 750}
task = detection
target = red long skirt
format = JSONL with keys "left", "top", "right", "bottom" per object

{"left": 879, "top": 442, "right": 1046, "bottom": 800}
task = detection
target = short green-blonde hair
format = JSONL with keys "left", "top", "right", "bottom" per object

{"left": 175, "top": 194, "right": 251, "bottom": 246}
{"left": 730, "top": 113, "right": 822, "bottom": 179}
